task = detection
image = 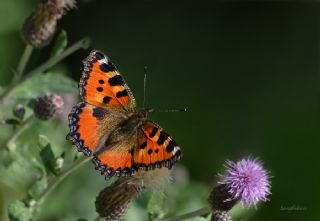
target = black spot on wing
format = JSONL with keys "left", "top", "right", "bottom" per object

{"left": 149, "top": 127, "right": 158, "bottom": 138}
{"left": 94, "top": 51, "right": 105, "bottom": 60}
{"left": 108, "top": 75, "right": 125, "bottom": 86}
{"left": 116, "top": 89, "right": 128, "bottom": 98}
{"left": 98, "top": 80, "right": 104, "bottom": 84}
{"left": 102, "top": 96, "right": 111, "bottom": 104}
{"left": 140, "top": 141, "right": 147, "bottom": 149}
{"left": 92, "top": 107, "right": 108, "bottom": 120}
{"left": 148, "top": 149, "right": 152, "bottom": 155}
{"left": 100, "top": 62, "right": 116, "bottom": 72}
{"left": 97, "top": 87, "right": 103, "bottom": 92}
{"left": 157, "top": 130, "right": 169, "bottom": 145}
{"left": 166, "top": 140, "right": 176, "bottom": 152}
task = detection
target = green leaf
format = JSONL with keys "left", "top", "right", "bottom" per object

{"left": 50, "top": 30, "right": 68, "bottom": 58}
{"left": 8, "top": 200, "right": 32, "bottom": 221}
{"left": 38, "top": 134, "right": 50, "bottom": 148}
{"left": 147, "top": 190, "right": 168, "bottom": 221}
{"left": 28, "top": 177, "right": 48, "bottom": 199}
{"left": 5, "top": 118, "right": 20, "bottom": 125}
{"left": 39, "top": 144, "right": 57, "bottom": 175}
{"left": 10, "top": 73, "right": 77, "bottom": 99}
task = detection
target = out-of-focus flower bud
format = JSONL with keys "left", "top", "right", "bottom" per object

{"left": 13, "top": 104, "right": 26, "bottom": 121}
{"left": 96, "top": 168, "right": 172, "bottom": 221}
{"left": 22, "top": 0, "right": 76, "bottom": 48}
{"left": 33, "top": 94, "right": 64, "bottom": 120}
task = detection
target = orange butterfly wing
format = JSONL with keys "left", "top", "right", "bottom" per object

{"left": 67, "top": 51, "right": 135, "bottom": 157}
{"left": 92, "top": 150, "right": 136, "bottom": 177}
{"left": 80, "top": 50, "right": 136, "bottom": 112}
{"left": 134, "top": 121, "right": 182, "bottom": 170}
{"left": 68, "top": 51, "right": 182, "bottom": 179}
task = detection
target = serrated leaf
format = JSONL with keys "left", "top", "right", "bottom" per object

{"left": 40, "top": 144, "right": 57, "bottom": 175}
{"left": 8, "top": 200, "right": 32, "bottom": 221}
{"left": 10, "top": 73, "right": 77, "bottom": 99}
{"left": 50, "top": 30, "right": 68, "bottom": 57}
{"left": 38, "top": 134, "right": 50, "bottom": 148}
{"left": 147, "top": 190, "right": 168, "bottom": 221}
{"left": 28, "top": 177, "right": 48, "bottom": 199}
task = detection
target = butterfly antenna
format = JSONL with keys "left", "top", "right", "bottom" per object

{"left": 155, "top": 108, "right": 187, "bottom": 113}
{"left": 143, "top": 66, "right": 147, "bottom": 108}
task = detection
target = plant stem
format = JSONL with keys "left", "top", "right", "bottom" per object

{"left": 16, "top": 44, "right": 34, "bottom": 83}
{"left": 0, "top": 44, "right": 33, "bottom": 102}
{"left": 160, "top": 207, "right": 211, "bottom": 221}
{"left": 0, "top": 37, "right": 90, "bottom": 103}
{"left": 35, "top": 156, "right": 89, "bottom": 204}
{"left": 24, "top": 37, "right": 90, "bottom": 80}
{"left": 5, "top": 114, "right": 35, "bottom": 151}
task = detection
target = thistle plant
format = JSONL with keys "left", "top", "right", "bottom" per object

{"left": 0, "top": 1, "right": 272, "bottom": 221}
{"left": 0, "top": 0, "right": 90, "bottom": 220}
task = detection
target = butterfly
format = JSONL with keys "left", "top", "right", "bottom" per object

{"left": 67, "top": 50, "right": 182, "bottom": 178}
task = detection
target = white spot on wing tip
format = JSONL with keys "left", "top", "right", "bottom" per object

{"left": 98, "top": 58, "right": 108, "bottom": 64}
{"left": 173, "top": 146, "right": 180, "bottom": 155}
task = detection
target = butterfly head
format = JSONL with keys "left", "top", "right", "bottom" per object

{"left": 140, "top": 108, "right": 154, "bottom": 118}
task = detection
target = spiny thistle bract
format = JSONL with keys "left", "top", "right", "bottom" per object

{"left": 211, "top": 210, "right": 232, "bottom": 221}
{"left": 96, "top": 168, "right": 172, "bottom": 221}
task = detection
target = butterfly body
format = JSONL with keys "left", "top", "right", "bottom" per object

{"left": 67, "top": 51, "right": 182, "bottom": 178}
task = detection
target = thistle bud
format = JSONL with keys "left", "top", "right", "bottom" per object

{"left": 33, "top": 94, "right": 64, "bottom": 120}
{"left": 96, "top": 168, "right": 172, "bottom": 221}
{"left": 22, "top": 0, "right": 75, "bottom": 47}
{"left": 95, "top": 179, "right": 139, "bottom": 221}
{"left": 13, "top": 104, "right": 26, "bottom": 121}
{"left": 208, "top": 184, "right": 238, "bottom": 211}
{"left": 211, "top": 210, "right": 232, "bottom": 221}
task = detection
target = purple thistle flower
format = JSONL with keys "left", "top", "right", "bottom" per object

{"left": 220, "top": 157, "right": 271, "bottom": 207}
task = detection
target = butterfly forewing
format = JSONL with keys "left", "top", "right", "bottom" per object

{"left": 80, "top": 50, "right": 136, "bottom": 112}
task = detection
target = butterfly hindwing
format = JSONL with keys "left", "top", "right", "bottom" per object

{"left": 80, "top": 50, "right": 136, "bottom": 112}
{"left": 134, "top": 121, "right": 182, "bottom": 170}
{"left": 67, "top": 102, "right": 101, "bottom": 156}
{"left": 67, "top": 102, "right": 127, "bottom": 157}
{"left": 92, "top": 149, "right": 136, "bottom": 177}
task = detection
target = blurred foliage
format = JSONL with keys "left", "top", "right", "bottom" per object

{"left": 1, "top": 0, "right": 319, "bottom": 221}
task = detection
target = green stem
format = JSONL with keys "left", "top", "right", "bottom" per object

{"left": 5, "top": 114, "right": 35, "bottom": 151}
{"left": 0, "top": 37, "right": 90, "bottom": 103}
{"left": 35, "top": 156, "right": 89, "bottom": 204}
{"left": 24, "top": 37, "right": 90, "bottom": 80}
{"left": 16, "top": 44, "right": 34, "bottom": 82}
{"left": 0, "top": 44, "right": 33, "bottom": 102}
{"left": 160, "top": 207, "right": 211, "bottom": 221}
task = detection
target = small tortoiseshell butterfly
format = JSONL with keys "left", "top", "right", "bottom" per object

{"left": 67, "top": 51, "right": 182, "bottom": 178}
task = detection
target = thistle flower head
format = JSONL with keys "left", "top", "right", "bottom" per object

{"left": 221, "top": 157, "right": 271, "bottom": 207}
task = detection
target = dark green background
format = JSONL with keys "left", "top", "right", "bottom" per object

{"left": 1, "top": 1, "right": 319, "bottom": 221}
